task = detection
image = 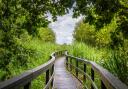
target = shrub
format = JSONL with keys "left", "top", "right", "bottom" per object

{"left": 38, "top": 27, "right": 55, "bottom": 43}
{"left": 103, "top": 48, "right": 128, "bottom": 85}
{"left": 73, "top": 22, "right": 96, "bottom": 46}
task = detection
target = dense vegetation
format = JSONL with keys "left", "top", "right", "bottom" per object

{"left": 0, "top": 0, "right": 128, "bottom": 88}
{"left": 73, "top": 20, "right": 128, "bottom": 85}
{"left": 0, "top": 0, "right": 59, "bottom": 81}
{"left": 0, "top": 28, "right": 56, "bottom": 79}
{"left": 72, "top": 0, "right": 128, "bottom": 84}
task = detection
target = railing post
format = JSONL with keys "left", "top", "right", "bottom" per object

{"left": 101, "top": 80, "right": 107, "bottom": 89}
{"left": 51, "top": 65, "right": 54, "bottom": 87}
{"left": 46, "top": 69, "right": 49, "bottom": 88}
{"left": 83, "top": 64, "right": 86, "bottom": 83}
{"left": 70, "top": 58, "right": 72, "bottom": 71}
{"left": 76, "top": 59, "right": 78, "bottom": 77}
{"left": 91, "top": 68, "right": 94, "bottom": 89}
{"left": 24, "top": 82, "right": 31, "bottom": 89}
{"left": 66, "top": 56, "right": 68, "bottom": 69}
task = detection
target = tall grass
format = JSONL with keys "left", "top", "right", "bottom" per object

{"left": 68, "top": 42, "right": 111, "bottom": 63}
{"left": 0, "top": 37, "right": 64, "bottom": 88}
{"left": 103, "top": 49, "right": 128, "bottom": 85}
{"left": 67, "top": 42, "right": 128, "bottom": 85}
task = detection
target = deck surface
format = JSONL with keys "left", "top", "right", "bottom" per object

{"left": 53, "top": 57, "right": 82, "bottom": 89}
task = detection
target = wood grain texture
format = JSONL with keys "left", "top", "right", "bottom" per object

{"left": 53, "top": 57, "right": 82, "bottom": 89}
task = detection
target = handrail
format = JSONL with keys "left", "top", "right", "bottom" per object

{"left": 67, "top": 63, "right": 98, "bottom": 89}
{"left": 0, "top": 51, "right": 65, "bottom": 89}
{"left": 65, "top": 51, "right": 128, "bottom": 89}
{"left": 1, "top": 50, "right": 127, "bottom": 89}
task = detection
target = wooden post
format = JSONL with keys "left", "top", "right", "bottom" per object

{"left": 91, "top": 68, "right": 94, "bottom": 89}
{"left": 46, "top": 69, "right": 49, "bottom": 86}
{"left": 76, "top": 59, "right": 78, "bottom": 77}
{"left": 70, "top": 58, "right": 72, "bottom": 71}
{"left": 101, "top": 80, "right": 106, "bottom": 89}
{"left": 24, "top": 82, "right": 31, "bottom": 89}
{"left": 51, "top": 65, "right": 54, "bottom": 87}
{"left": 66, "top": 56, "right": 68, "bottom": 69}
{"left": 83, "top": 64, "right": 86, "bottom": 83}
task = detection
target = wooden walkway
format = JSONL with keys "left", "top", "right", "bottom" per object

{"left": 0, "top": 51, "right": 127, "bottom": 89}
{"left": 53, "top": 57, "right": 82, "bottom": 89}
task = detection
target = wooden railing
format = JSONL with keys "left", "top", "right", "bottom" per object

{"left": 0, "top": 51, "right": 65, "bottom": 89}
{"left": 0, "top": 50, "right": 127, "bottom": 89}
{"left": 65, "top": 51, "right": 128, "bottom": 89}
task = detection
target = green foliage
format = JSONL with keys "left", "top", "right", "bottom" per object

{"left": 0, "top": 0, "right": 128, "bottom": 87}
{"left": 74, "top": 22, "right": 96, "bottom": 46}
{"left": 68, "top": 42, "right": 128, "bottom": 85}
{"left": 73, "top": 18, "right": 128, "bottom": 85}
{"left": 0, "top": 0, "right": 68, "bottom": 83}
{"left": 95, "top": 18, "right": 118, "bottom": 47}
{"left": 38, "top": 27, "right": 55, "bottom": 42}
{"left": 103, "top": 46, "right": 128, "bottom": 85}
{"left": 0, "top": 28, "right": 57, "bottom": 80}
{"left": 0, "top": 35, "right": 62, "bottom": 88}
{"left": 67, "top": 42, "right": 110, "bottom": 62}
{"left": 72, "top": 0, "right": 128, "bottom": 48}
{"left": 74, "top": 17, "right": 125, "bottom": 48}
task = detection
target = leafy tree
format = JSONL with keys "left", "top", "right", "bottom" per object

{"left": 73, "top": 0, "right": 128, "bottom": 48}
{"left": 74, "top": 21, "right": 96, "bottom": 46}
{"left": 38, "top": 27, "right": 55, "bottom": 42}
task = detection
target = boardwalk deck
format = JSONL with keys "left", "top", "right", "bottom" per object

{"left": 53, "top": 57, "right": 82, "bottom": 89}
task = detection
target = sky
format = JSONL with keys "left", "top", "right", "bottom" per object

{"left": 48, "top": 11, "right": 82, "bottom": 44}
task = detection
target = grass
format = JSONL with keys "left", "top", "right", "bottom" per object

{"left": 0, "top": 40, "right": 127, "bottom": 88}
{"left": 0, "top": 37, "right": 64, "bottom": 88}
{"left": 67, "top": 42, "right": 111, "bottom": 63}
{"left": 67, "top": 42, "right": 128, "bottom": 86}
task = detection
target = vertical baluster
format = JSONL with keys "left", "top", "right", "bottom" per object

{"left": 24, "top": 82, "right": 31, "bottom": 89}
{"left": 66, "top": 56, "right": 68, "bottom": 69}
{"left": 76, "top": 59, "right": 78, "bottom": 77}
{"left": 46, "top": 69, "right": 49, "bottom": 89}
{"left": 59, "top": 51, "right": 61, "bottom": 56}
{"left": 70, "top": 58, "right": 72, "bottom": 71}
{"left": 51, "top": 65, "right": 54, "bottom": 87}
{"left": 101, "top": 80, "right": 106, "bottom": 89}
{"left": 60, "top": 51, "right": 61, "bottom": 56}
{"left": 91, "top": 68, "right": 94, "bottom": 89}
{"left": 57, "top": 52, "right": 58, "bottom": 57}
{"left": 83, "top": 63, "right": 86, "bottom": 83}
{"left": 61, "top": 51, "right": 62, "bottom": 56}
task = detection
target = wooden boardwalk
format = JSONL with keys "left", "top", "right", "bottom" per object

{"left": 53, "top": 57, "right": 82, "bottom": 89}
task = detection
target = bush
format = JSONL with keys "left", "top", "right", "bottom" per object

{"left": 38, "top": 27, "right": 55, "bottom": 43}
{"left": 103, "top": 43, "right": 128, "bottom": 85}
{"left": 0, "top": 28, "right": 56, "bottom": 81}
{"left": 73, "top": 22, "right": 96, "bottom": 46}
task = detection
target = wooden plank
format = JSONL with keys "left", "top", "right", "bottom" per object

{"left": 53, "top": 57, "right": 82, "bottom": 89}
{"left": 67, "top": 63, "right": 98, "bottom": 89}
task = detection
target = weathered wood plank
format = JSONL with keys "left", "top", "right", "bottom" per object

{"left": 53, "top": 57, "right": 82, "bottom": 89}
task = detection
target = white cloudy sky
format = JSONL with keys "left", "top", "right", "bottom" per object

{"left": 48, "top": 11, "right": 82, "bottom": 44}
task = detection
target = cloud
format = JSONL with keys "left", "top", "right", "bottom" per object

{"left": 48, "top": 10, "right": 82, "bottom": 44}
